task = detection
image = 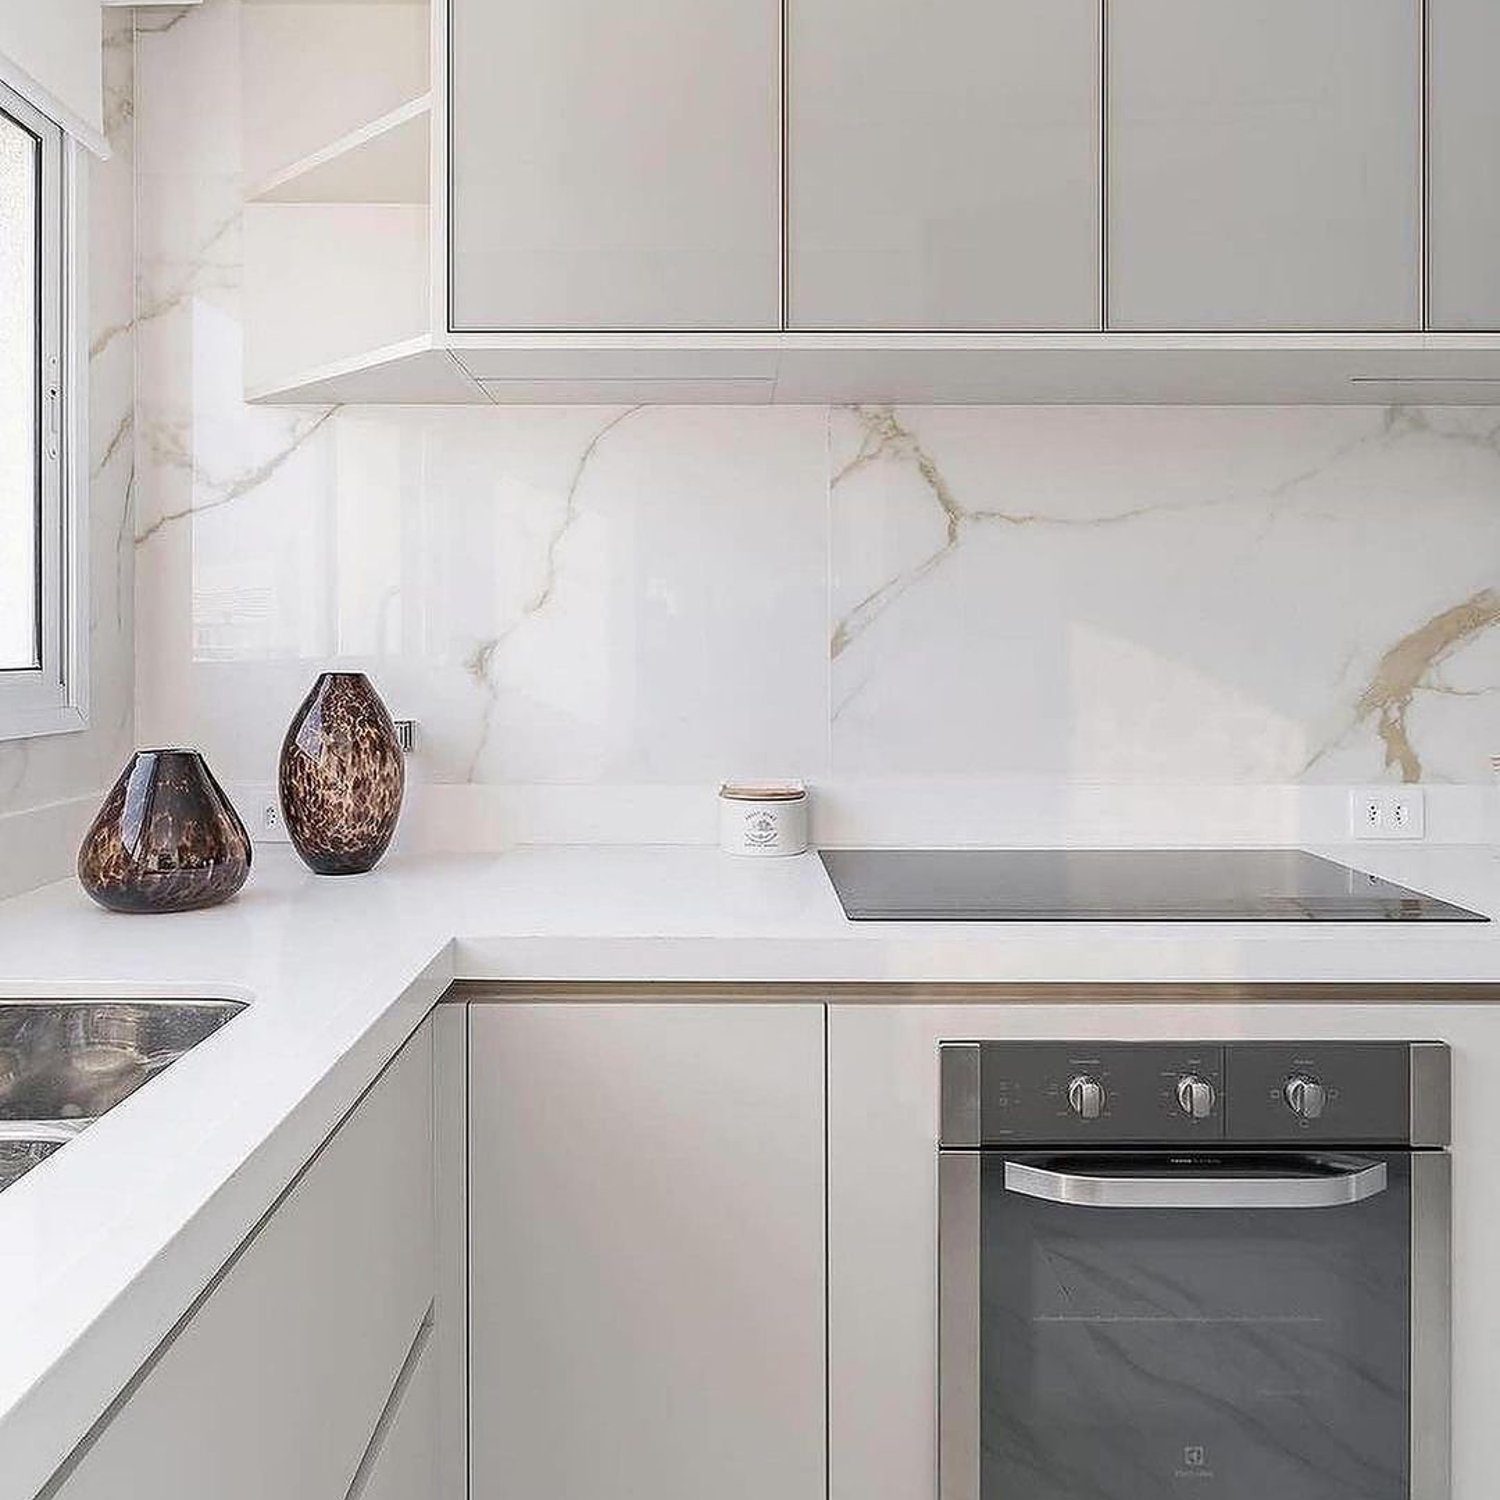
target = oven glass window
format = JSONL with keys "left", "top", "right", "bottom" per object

{"left": 979, "top": 1152, "right": 1411, "bottom": 1500}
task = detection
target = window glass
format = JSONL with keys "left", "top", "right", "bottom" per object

{"left": 0, "top": 107, "right": 38, "bottom": 671}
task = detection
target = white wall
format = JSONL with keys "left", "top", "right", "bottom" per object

{"left": 127, "top": 1, "right": 1500, "bottom": 849}
{"left": 0, "top": 11, "right": 134, "bottom": 899}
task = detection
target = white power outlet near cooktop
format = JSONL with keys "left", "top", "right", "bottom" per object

{"left": 1349, "top": 787, "right": 1426, "bottom": 840}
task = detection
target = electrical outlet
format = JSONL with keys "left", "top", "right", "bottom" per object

{"left": 255, "top": 797, "right": 290, "bottom": 844}
{"left": 1349, "top": 788, "right": 1426, "bottom": 840}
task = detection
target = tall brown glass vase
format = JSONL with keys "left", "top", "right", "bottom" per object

{"left": 279, "top": 672, "right": 405, "bottom": 875}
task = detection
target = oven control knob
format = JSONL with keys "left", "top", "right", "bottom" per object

{"left": 1067, "top": 1074, "right": 1105, "bottom": 1120}
{"left": 1284, "top": 1075, "right": 1327, "bottom": 1121}
{"left": 1175, "top": 1074, "right": 1216, "bottom": 1120}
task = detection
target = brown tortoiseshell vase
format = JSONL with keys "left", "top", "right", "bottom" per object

{"left": 279, "top": 672, "right": 405, "bottom": 876}
{"left": 78, "top": 750, "right": 252, "bottom": 913}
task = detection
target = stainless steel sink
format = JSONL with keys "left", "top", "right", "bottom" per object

{"left": 0, "top": 1000, "right": 245, "bottom": 1192}
{"left": 0, "top": 1137, "right": 66, "bottom": 1192}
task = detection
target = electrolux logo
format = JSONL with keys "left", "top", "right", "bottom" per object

{"left": 1173, "top": 1444, "right": 1216, "bottom": 1483}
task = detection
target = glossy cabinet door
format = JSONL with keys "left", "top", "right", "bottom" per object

{"left": 448, "top": 0, "right": 781, "bottom": 331}
{"left": 49, "top": 1021, "right": 435, "bottom": 1500}
{"left": 1428, "top": 0, "right": 1500, "bottom": 329}
{"left": 1107, "top": 0, "right": 1421, "bottom": 331}
{"left": 467, "top": 1002, "right": 826, "bottom": 1500}
{"left": 787, "top": 0, "right": 1100, "bottom": 330}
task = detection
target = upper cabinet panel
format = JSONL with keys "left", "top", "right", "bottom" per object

{"left": 449, "top": 0, "right": 782, "bottom": 331}
{"left": 787, "top": 0, "right": 1100, "bottom": 331}
{"left": 1427, "top": 0, "right": 1500, "bottom": 330}
{"left": 1107, "top": 0, "right": 1421, "bottom": 332}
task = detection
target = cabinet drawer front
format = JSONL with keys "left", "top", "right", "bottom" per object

{"left": 449, "top": 0, "right": 782, "bottom": 331}
{"left": 51, "top": 1021, "right": 435, "bottom": 1500}
{"left": 789, "top": 0, "right": 1101, "bottom": 331}
{"left": 1108, "top": 0, "right": 1421, "bottom": 331}
{"left": 467, "top": 1002, "right": 826, "bottom": 1500}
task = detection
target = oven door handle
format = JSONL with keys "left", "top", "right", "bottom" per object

{"left": 1002, "top": 1155, "right": 1387, "bottom": 1210}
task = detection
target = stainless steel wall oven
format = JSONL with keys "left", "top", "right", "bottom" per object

{"left": 938, "top": 1041, "right": 1451, "bottom": 1500}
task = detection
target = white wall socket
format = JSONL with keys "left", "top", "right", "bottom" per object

{"left": 1349, "top": 787, "right": 1426, "bottom": 840}
{"left": 254, "top": 796, "right": 291, "bottom": 844}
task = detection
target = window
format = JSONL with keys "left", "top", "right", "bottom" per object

{"left": 0, "top": 76, "right": 83, "bottom": 740}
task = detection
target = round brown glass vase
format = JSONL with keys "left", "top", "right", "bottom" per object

{"left": 77, "top": 749, "right": 252, "bottom": 914}
{"left": 279, "top": 672, "right": 405, "bottom": 876}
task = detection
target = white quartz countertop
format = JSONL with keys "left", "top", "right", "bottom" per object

{"left": 4, "top": 840, "right": 1500, "bottom": 1496}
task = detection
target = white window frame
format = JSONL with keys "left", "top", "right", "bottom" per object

{"left": 0, "top": 75, "right": 88, "bottom": 741}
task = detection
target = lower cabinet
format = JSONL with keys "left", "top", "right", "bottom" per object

{"left": 47, "top": 1018, "right": 436, "bottom": 1500}
{"left": 467, "top": 1001, "right": 827, "bottom": 1500}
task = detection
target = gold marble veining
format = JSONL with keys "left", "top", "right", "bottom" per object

{"left": 830, "top": 406, "right": 1207, "bottom": 660}
{"left": 135, "top": 406, "right": 338, "bottom": 545}
{"left": 461, "top": 405, "right": 643, "bottom": 780}
{"left": 92, "top": 409, "right": 133, "bottom": 479}
{"left": 830, "top": 406, "right": 1500, "bottom": 779}
{"left": 1310, "top": 589, "right": 1500, "bottom": 782}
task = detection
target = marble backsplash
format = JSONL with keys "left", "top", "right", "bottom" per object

{"left": 137, "top": 399, "right": 1500, "bottom": 800}
{"left": 121, "top": 0, "right": 1500, "bottom": 847}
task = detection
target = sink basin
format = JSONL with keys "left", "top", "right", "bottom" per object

{"left": 0, "top": 999, "right": 245, "bottom": 1125}
{"left": 0, "top": 1137, "right": 66, "bottom": 1192}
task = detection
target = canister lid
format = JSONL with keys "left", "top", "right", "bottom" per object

{"left": 719, "top": 779, "right": 807, "bottom": 802}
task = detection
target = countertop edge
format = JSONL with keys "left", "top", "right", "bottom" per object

{"left": 2, "top": 945, "right": 454, "bottom": 1500}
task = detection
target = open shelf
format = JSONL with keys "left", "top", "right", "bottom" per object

{"left": 250, "top": 94, "right": 430, "bottom": 205}
{"left": 247, "top": 337, "right": 489, "bottom": 404}
{"left": 241, "top": 0, "right": 429, "bottom": 187}
{"left": 244, "top": 202, "right": 434, "bottom": 392}
{"left": 240, "top": 0, "right": 436, "bottom": 398}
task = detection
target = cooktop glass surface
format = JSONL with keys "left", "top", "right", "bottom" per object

{"left": 818, "top": 848, "right": 1488, "bottom": 922}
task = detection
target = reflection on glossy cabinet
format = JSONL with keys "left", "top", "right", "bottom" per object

{"left": 356, "top": 1326, "right": 438, "bottom": 1500}
{"left": 448, "top": 0, "right": 782, "bottom": 331}
{"left": 1107, "top": 0, "right": 1421, "bottom": 332}
{"left": 1427, "top": 0, "right": 1500, "bottom": 330}
{"left": 467, "top": 1001, "right": 826, "bottom": 1500}
{"left": 47, "top": 1022, "right": 435, "bottom": 1500}
{"left": 787, "top": 0, "right": 1101, "bottom": 330}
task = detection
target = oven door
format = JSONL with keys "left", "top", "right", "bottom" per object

{"left": 938, "top": 1149, "right": 1450, "bottom": 1500}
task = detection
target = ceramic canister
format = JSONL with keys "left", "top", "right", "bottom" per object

{"left": 718, "top": 780, "right": 809, "bottom": 857}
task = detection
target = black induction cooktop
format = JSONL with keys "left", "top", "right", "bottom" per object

{"left": 818, "top": 848, "right": 1488, "bottom": 922}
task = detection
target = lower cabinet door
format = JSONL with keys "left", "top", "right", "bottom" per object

{"left": 467, "top": 1001, "right": 826, "bottom": 1500}
{"left": 49, "top": 1019, "right": 435, "bottom": 1500}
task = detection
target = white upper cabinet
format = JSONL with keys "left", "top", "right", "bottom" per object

{"left": 448, "top": 0, "right": 782, "bottom": 331}
{"left": 1107, "top": 0, "right": 1422, "bottom": 332}
{"left": 249, "top": 0, "right": 1500, "bottom": 402}
{"left": 1427, "top": 0, "right": 1500, "bottom": 330}
{"left": 787, "top": 0, "right": 1101, "bottom": 330}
